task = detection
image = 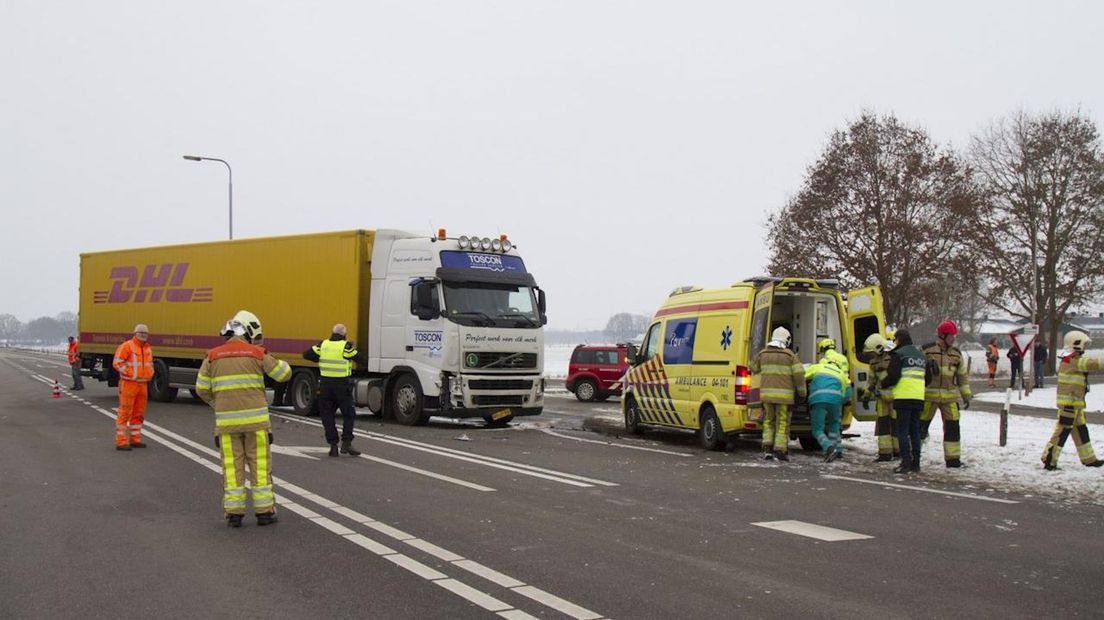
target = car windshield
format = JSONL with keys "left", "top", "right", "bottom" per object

{"left": 442, "top": 280, "right": 540, "bottom": 328}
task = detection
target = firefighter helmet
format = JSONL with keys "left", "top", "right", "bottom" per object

{"left": 222, "top": 310, "right": 263, "bottom": 342}
{"left": 1064, "top": 330, "right": 1091, "bottom": 353}
{"left": 771, "top": 326, "right": 792, "bottom": 347}
{"left": 863, "top": 333, "right": 888, "bottom": 355}
{"left": 937, "top": 320, "right": 958, "bottom": 336}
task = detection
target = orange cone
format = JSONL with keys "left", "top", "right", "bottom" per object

{"left": 52, "top": 380, "right": 61, "bottom": 399}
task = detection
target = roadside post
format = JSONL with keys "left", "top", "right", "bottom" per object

{"left": 1000, "top": 388, "right": 1010, "bottom": 447}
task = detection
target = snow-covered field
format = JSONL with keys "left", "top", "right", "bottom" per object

{"left": 975, "top": 385, "right": 1104, "bottom": 414}
{"left": 838, "top": 410, "right": 1104, "bottom": 505}
{"left": 544, "top": 344, "right": 578, "bottom": 379}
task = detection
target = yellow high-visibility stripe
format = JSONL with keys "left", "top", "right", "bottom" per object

{"left": 221, "top": 434, "right": 237, "bottom": 489}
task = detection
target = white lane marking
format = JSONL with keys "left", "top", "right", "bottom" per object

{"left": 405, "top": 538, "right": 464, "bottom": 562}
{"left": 358, "top": 453, "right": 496, "bottom": 492}
{"left": 752, "top": 520, "right": 873, "bottom": 542}
{"left": 386, "top": 553, "right": 449, "bottom": 581}
{"left": 270, "top": 410, "right": 618, "bottom": 487}
{"left": 540, "top": 429, "right": 695, "bottom": 457}
{"left": 498, "top": 610, "right": 540, "bottom": 620}
{"left": 23, "top": 372, "right": 607, "bottom": 620}
{"left": 311, "top": 516, "right": 357, "bottom": 536}
{"left": 822, "top": 474, "right": 1021, "bottom": 505}
{"left": 434, "top": 578, "right": 512, "bottom": 613}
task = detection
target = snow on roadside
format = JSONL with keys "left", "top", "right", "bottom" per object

{"left": 838, "top": 410, "right": 1104, "bottom": 505}
{"left": 975, "top": 385, "right": 1104, "bottom": 414}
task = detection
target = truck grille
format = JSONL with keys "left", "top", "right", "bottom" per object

{"left": 473, "top": 395, "right": 526, "bottom": 406}
{"left": 466, "top": 352, "right": 538, "bottom": 370}
{"left": 469, "top": 379, "right": 534, "bottom": 391}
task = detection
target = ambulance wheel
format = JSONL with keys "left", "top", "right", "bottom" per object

{"left": 799, "top": 437, "right": 820, "bottom": 452}
{"left": 699, "top": 407, "right": 726, "bottom": 451}
{"left": 392, "top": 374, "right": 429, "bottom": 426}
{"left": 624, "top": 398, "right": 644, "bottom": 435}
{"left": 574, "top": 379, "right": 598, "bottom": 402}
{"left": 149, "top": 359, "right": 178, "bottom": 403}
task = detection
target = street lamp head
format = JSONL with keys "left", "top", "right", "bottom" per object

{"left": 183, "top": 155, "right": 202, "bottom": 161}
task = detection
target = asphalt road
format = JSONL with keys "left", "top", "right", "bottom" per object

{"left": 2, "top": 349, "right": 1102, "bottom": 619}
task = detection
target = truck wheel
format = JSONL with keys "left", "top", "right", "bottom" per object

{"left": 392, "top": 374, "right": 429, "bottom": 426}
{"left": 624, "top": 398, "right": 644, "bottom": 435}
{"left": 699, "top": 407, "right": 726, "bottom": 451}
{"left": 149, "top": 360, "right": 178, "bottom": 403}
{"left": 290, "top": 370, "right": 319, "bottom": 416}
{"left": 574, "top": 379, "right": 598, "bottom": 402}
{"left": 798, "top": 436, "right": 820, "bottom": 452}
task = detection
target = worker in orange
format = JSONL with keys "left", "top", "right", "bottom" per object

{"left": 112, "top": 324, "right": 154, "bottom": 450}
{"left": 67, "top": 336, "right": 85, "bottom": 390}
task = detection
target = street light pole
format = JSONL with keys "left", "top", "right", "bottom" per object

{"left": 183, "top": 155, "right": 233, "bottom": 239}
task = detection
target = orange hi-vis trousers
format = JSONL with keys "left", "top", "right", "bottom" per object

{"left": 116, "top": 380, "right": 148, "bottom": 446}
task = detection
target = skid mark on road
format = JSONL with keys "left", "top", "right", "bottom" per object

{"left": 23, "top": 371, "right": 606, "bottom": 620}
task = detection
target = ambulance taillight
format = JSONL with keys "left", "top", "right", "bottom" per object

{"left": 734, "top": 366, "right": 750, "bottom": 405}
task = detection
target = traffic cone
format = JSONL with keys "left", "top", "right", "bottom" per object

{"left": 52, "top": 380, "right": 61, "bottom": 399}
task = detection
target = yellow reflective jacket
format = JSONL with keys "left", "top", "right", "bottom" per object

{"left": 751, "top": 346, "right": 806, "bottom": 405}
{"left": 923, "top": 343, "right": 971, "bottom": 403}
{"left": 1057, "top": 353, "right": 1101, "bottom": 410}
{"left": 196, "top": 337, "right": 292, "bottom": 434}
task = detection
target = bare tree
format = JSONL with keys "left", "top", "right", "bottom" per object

{"left": 604, "top": 313, "right": 649, "bottom": 343}
{"left": 766, "top": 112, "right": 982, "bottom": 325}
{"left": 969, "top": 110, "right": 1104, "bottom": 371}
{"left": 0, "top": 314, "right": 23, "bottom": 342}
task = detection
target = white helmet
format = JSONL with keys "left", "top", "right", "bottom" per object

{"left": 222, "top": 310, "right": 263, "bottom": 342}
{"left": 863, "top": 333, "right": 888, "bottom": 355}
{"left": 771, "top": 326, "right": 792, "bottom": 347}
{"left": 1064, "top": 330, "right": 1091, "bottom": 353}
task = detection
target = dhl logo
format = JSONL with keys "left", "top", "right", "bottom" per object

{"left": 93, "top": 263, "right": 213, "bottom": 304}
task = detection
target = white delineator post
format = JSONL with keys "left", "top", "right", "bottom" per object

{"left": 1000, "top": 388, "right": 1011, "bottom": 447}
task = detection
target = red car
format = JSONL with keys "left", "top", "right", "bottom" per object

{"left": 566, "top": 344, "right": 629, "bottom": 402}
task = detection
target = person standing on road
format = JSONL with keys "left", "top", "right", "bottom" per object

{"left": 920, "top": 320, "right": 971, "bottom": 468}
{"left": 1008, "top": 345, "right": 1023, "bottom": 389}
{"left": 805, "top": 353, "right": 851, "bottom": 461}
{"left": 882, "top": 329, "right": 927, "bottom": 474}
{"left": 67, "top": 336, "right": 84, "bottom": 391}
{"left": 196, "top": 311, "right": 292, "bottom": 527}
{"left": 304, "top": 323, "right": 361, "bottom": 457}
{"left": 860, "top": 333, "right": 898, "bottom": 462}
{"left": 1041, "top": 331, "right": 1104, "bottom": 470}
{"left": 112, "top": 324, "right": 153, "bottom": 450}
{"left": 749, "top": 326, "right": 806, "bottom": 462}
{"left": 986, "top": 338, "right": 1000, "bottom": 388}
{"left": 1034, "top": 340, "right": 1048, "bottom": 389}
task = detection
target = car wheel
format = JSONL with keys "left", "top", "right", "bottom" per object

{"left": 575, "top": 379, "right": 598, "bottom": 402}
{"left": 699, "top": 407, "right": 726, "bottom": 451}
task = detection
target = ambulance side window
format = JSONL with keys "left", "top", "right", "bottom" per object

{"left": 641, "top": 322, "right": 662, "bottom": 362}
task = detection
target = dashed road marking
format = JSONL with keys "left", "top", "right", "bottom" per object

{"left": 752, "top": 520, "right": 874, "bottom": 542}
{"left": 822, "top": 474, "right": 1020, "bottom": 504}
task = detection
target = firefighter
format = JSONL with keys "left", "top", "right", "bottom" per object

{"left": 304, "top": 323, "right": 361, "bottom": 457}
{"left": 860, "top": 332, "right": 899, "bottom": 462}
{"left": 750, "top": 326, "right": 806, "bottom": 461}
{"left": 112, "top": 324, "right": 153, "bottom": 450}
{"left": 816, "top": 338, "right": 850, "bottom": 374}
{"left": 1041, "top": 331, "right": 1104, "bottom": 470}
{"left": 881, "top": 328, "right": 926, "bottom": 474}
{"left": 804, "top": 353, "right": 851, "bottom": 462}
{"left": 67, "top": 336, "right": 84, "bottom": 390}
{"left": 196, "top": 311, "right": 292, "bottom": 527}
{"left": 920, "top": 320, "right": 971, "bottom": 468}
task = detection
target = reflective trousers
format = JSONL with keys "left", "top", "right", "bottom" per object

{"left": 874, "top": 399, "right": 899, "bottom": 457}
{"left": 1041, "top": 406, "right": 1099, "bottom": 468}
{"left": 810, "top": 402, "right": 842, "bottom": 454}
{"left": 920, "top": 400, "right": 961, "bottom": 463}
{"left": 116, "top": 380, "right": 147, "bottom": 447}
{"left": 761, "top": 403, "right": 791, "bottom": 454}
{"left": 220, "top": 430, "right": 274, "bottom": 516}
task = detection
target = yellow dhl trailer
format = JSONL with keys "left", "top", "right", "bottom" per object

{"left": 78, "top": 229, "right": 548, "bottom": 426}
{"left": 621, "top": 277, "right": 885, "bottom": 450}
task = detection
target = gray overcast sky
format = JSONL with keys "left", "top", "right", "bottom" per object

{"left": 2, "top": 1, "right": 1102, "bottom": 329}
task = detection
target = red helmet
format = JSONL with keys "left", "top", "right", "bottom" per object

{"left": 936, "top": 320, "right": 958, "bottom": 336}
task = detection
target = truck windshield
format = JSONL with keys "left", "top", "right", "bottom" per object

{"left": 442, "top": 281, "right": 540, "bottom": 328}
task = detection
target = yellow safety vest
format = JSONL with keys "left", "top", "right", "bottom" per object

{"left": 317, "top": 339, "right": 354, "bottom": 378}
{"left": 891, "top": 344, "right": 927, "bottom": 401}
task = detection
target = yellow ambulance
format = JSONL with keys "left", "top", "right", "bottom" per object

{"left": 622, "top": 277, "right": 885, "bottom": 450}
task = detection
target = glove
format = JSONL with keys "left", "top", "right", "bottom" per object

{"left": 961, "top": 399, "right": 970, "bottom": 410}
{"left": 214, "top": 435, "right": 220, "bottom": 448}
{"left": 268, "top": 432, "right": 274, "bottom": 445}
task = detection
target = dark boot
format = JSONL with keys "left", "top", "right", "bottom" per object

{"left": 227, "top": 514, "right": 243, "bottom": 528}
{"left": 130, "top": 441, "right": 147, "bottom": 449}
{"left": 773, "top": 451, "right": 789, "bottom": 462}
{"left": 874, "top": 454, "right": 894, "bottom": 463}
{"left": 946, "top": 459, "right": 962, "bottom": 468}
{"left": 256, "top": 512, "right": 278, "bottom": 526}
{"left": 340, "top": 441, "right": 361, "bottom": 456}
{"left": 116, "top": 444, "right": 132, "bottom": 451}
{"left": 328, "top": 443, "right": 339, "bottom": 457}
{"left": 1086, "top": 460, "right": 1104, "bottom": 468}
{"left": 893, "top": 461, "right": 912, "bottom": 474}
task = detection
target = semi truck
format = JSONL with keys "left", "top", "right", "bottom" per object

{"left": 77, "top": 229, "right": 547, "bottom": 426}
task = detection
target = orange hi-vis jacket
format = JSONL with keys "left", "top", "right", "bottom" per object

{"left": 67, "top": 340, "right": 80, "bottom": 365}
{"left": 113, "top": 337, "right": 154, "bottom": 383}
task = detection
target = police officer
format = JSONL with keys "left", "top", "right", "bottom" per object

{"left": 1041, "top": 331, "right": 1104, "bottom": 470}
{"left": 881, "top": 328, "right": 926, "bottom": 474}
{"left": 920, "top": 320, "right": 971, "bottom": 468}
{"left": 305, "top": 323, "right": 361, "bottom": 457}
{"left": 749, "top": 326, "right": 807, "bottom": 461}
{"left": 195, "top": 311, "right": 292, "bottom": 527}
{"left": 860, "top": 333, "right": 898, "bottom": 462}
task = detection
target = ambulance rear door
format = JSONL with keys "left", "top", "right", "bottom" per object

{"left": 746, "top": 283, "right": 774, "bottom": 421}
{"left": 845, "top": 286, "right": 885, "bottom": 421}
